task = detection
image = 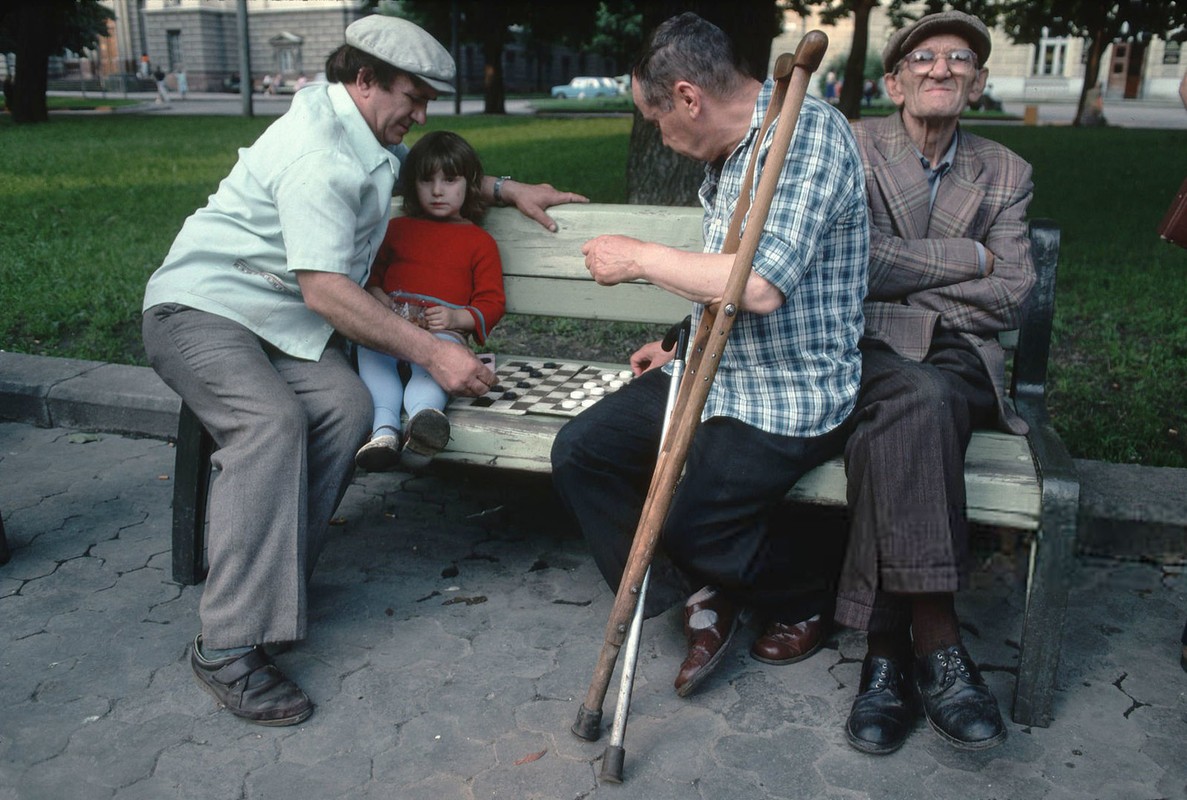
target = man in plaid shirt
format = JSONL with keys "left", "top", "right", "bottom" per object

{"left": 551, "top": 12, "right": 868, "bottom": 698}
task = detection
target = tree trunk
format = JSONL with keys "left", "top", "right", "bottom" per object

{"left": 10, "top": 2, "right": 54, "bottom": 124}
{"left": 482, "top": 39, "right": 506, "bottom": 114}
{"left": 1074, "top": 27, "right": 1107, "bottom": 128}
{"left": 626, "top": 109, "right": 703, "bottom": 206}
{"left": 837, "top": 0, "right": 875, "bottom": 120}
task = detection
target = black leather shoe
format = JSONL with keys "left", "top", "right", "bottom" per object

{"left": 845, "top": 654, "right": 914, "bottom": 755}
{"left": 914, "top": 644, "right": 1006, "bottom": 750}
{"left": 191, "top": 635, "right": 314, "bottom": 726}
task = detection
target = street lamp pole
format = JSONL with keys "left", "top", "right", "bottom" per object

{"left": 237, "top": 0, "right": 253, "bottom": 117}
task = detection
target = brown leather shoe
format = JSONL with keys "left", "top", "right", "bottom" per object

{"left": 674, "top": 586, "right": 739, "bottom": 697}
{"left": 750, "top": 614, "right": 827, "bottom": 665}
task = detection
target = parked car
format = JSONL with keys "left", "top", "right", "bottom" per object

{"left": 550, "top": 76, "right": 619, "bottom": 99}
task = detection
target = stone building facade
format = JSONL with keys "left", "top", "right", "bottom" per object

{"left": 772, "top": 4, "right": 1187, "bottom": 103}
{"left": 91, "top": 0, "right": 617, "bottom": 95}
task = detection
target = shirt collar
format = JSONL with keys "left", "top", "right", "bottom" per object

{"left": 327, "top": 82, "right": 398, "bottom": 175}
{"left": 914, "top": 129, "right": 959, "bottom": 178}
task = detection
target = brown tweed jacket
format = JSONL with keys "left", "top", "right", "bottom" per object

{"left": 851, "top": 112, "right": 1037, "bottom": 434}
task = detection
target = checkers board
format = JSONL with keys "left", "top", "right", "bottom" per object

{"left": 452, "top": 359, "right": 633, "bottom": 417}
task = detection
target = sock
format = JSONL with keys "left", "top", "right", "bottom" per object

{"left": 197, "top": 636, "right": 254, "bottom": 663}
{"left": 909, "top": 593, "right": 962, "bottom": 657}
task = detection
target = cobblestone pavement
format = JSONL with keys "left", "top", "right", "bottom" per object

{"left": 1, "top": 422, "right": 1184, "bottom": 800}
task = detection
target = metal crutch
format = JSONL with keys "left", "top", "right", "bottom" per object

{"left": 572, "top": 32, "right": 830, "bottom": 758}
{"left": 600, "top": 315, "right": 691, "bottom": 785}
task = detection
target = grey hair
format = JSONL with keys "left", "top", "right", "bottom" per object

{"left": 633, "top": 12, "right": 748, "bottom": 111}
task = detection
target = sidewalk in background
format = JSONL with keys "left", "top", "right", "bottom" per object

{"left": 43, "top": 88, "right": 1187, "bottom": 129}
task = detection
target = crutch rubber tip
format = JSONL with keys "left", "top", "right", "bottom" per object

{"left": 571, "top": 704, "right": 603, "bottom": 741}
{"left": 599, "top": 745, "right": 626, "bottom": 783}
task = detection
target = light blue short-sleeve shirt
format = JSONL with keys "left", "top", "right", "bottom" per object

{"left": 143, "top": 82, "right": 399, "bottom": 360}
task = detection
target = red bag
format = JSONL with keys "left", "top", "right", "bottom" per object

{"left": 1158, "top": 176, "right": 1187, "bottom": 249}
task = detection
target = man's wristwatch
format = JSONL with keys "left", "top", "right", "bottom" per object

{"left": 493, "top": 175, "right": 512, "bottom": 206}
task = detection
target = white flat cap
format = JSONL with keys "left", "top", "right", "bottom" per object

{"left": 345, "top": 15, "right": 455, "bottom": 93}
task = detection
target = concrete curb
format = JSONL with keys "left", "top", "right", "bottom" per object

{"left": 2, "top": 350, "right": 1184, "bottom": 560}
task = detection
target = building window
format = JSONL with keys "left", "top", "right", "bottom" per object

{"left": 1165, "top": 42, "right": 1181, "bottom": 65}
{"left": 269, "top": 32, "right": 304, "bottom": 76}
{"left": 167, "top": 30, "right": 182, "bottom": 70}
{"left": 1033, "top": 28, "right": 1069, "bottom": 76}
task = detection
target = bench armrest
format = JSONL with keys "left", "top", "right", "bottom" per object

{"left": 1010, "top": 221, "right": 1079, "bottom": 726}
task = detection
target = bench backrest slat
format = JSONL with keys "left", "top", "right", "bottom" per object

{"left": 480, "top": 203, "right": 703, "bottom": 325}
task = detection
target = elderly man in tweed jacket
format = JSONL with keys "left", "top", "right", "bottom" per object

{"left": 838, "top": 11, "right": 1036, "bottom": 755}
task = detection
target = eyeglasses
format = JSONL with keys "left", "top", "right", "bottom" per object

{"left": 898, "top": 48, "right": 979, "bottom": 75}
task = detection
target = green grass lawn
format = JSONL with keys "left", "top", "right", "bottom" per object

{"left": 1, "top": 112, "right": 1184, "bottom": 467}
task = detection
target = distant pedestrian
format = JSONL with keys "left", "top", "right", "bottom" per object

{"left": 138, "top": 53, "right": 150, "bottom": 79}
{"left": 152, "top": 66, "right": 170, "bottom": 104}
{"left": 1078, "top": 82, "right": 1106, "bottom": 127}
{"left": 175, "top": 66, "right": 188, "bottom": 100}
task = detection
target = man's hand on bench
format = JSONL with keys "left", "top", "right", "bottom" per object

{"left": 497, "top": 180, "right": 589, "bottom": 233}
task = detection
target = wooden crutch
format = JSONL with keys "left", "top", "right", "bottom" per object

{"left": 571, "top": 31, "right": 830, "bottom": 753}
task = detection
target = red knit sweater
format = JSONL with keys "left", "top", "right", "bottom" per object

{"left": 366, "top": 216, "right": 506, "bottom": 343}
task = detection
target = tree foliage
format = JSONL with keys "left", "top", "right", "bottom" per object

{"left": 588, "top": 1, "right": 646, "bottom": 71}
{"left": 0, "top": 0, "right": 114, "bottom": 124}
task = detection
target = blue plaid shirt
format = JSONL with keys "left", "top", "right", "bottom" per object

{"left": 690, "top": 83, "right": 868, "bottom": 437}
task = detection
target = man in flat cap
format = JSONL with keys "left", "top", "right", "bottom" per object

{"left": 837, "top": 10, "right": 1036, "bottom": 754}
{"left": 142, "top": 14, "right": 583, "bottom": 726}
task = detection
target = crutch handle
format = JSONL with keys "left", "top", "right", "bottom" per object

{"left": 792, "top": 30, "right": 829, "bottom": 73}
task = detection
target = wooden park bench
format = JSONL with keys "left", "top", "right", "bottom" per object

{"left": 167, "top": 203, "right": 1076, "bottom": 729}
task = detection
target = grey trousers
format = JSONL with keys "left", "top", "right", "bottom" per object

{"left": 143, "top": 304, "right": 372, "bottom": 648}
{"left": 835, "top": 334, "right": 996, "bottom": 633}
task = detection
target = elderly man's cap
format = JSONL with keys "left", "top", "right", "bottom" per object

{"left": 882, "top": 10, "right": 991, "bottom": 74}
{"left": 345, "top": 15, "right": 456, "bottom": 93}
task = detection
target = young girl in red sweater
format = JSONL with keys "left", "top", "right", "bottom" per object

{"left": 355, "top": 131, "right": 505, "bottom": 471}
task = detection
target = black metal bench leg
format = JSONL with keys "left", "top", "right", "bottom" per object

{"left": 171, "top": 402, "right": 214, "bottom": 585}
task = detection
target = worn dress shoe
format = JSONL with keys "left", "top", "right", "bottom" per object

{"left": 674, "top": 586, "right": 739, "bottom": 697}
{"left": 750, "top": 614, "right": 826, "bottom": 665}
{"left": 191, "top": 635, "right": 314, "bottom": 726}
{"left": 914, "top": 644, "right": 1006, "bottom": 750}
{"left": 845, "top": 654, "right": 915, "bottom": 754}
